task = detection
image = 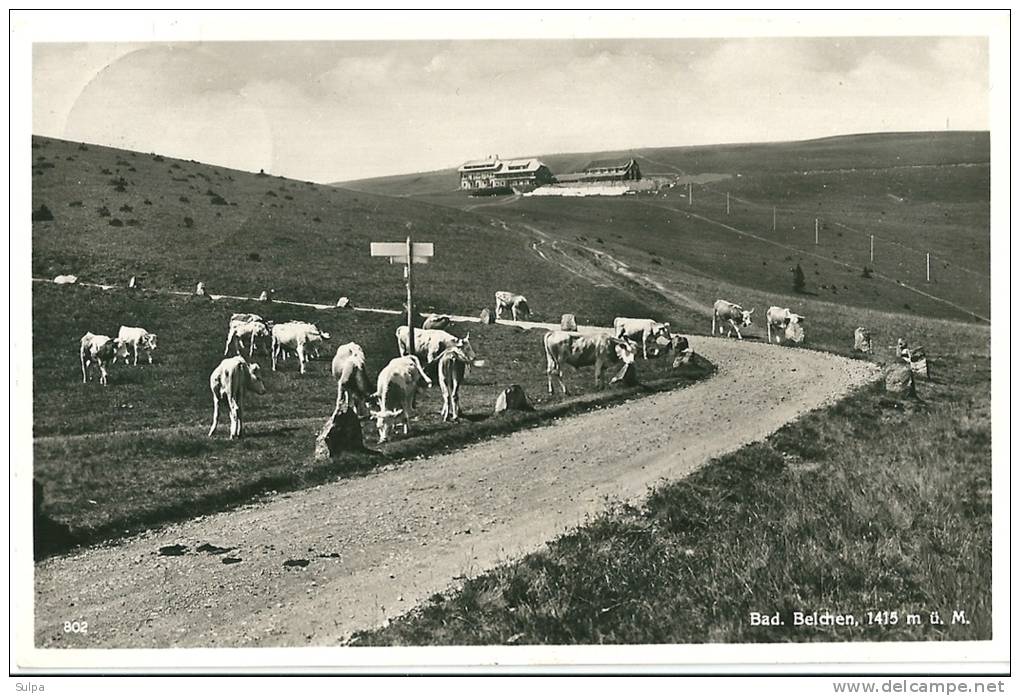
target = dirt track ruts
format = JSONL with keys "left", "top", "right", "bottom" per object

{"left": 34, "top": 336, "right": 878, "bottom": 651}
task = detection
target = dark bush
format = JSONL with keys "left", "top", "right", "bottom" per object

{"left": 265, "top": 190, "right": 277, "bottom": 197}
{"left": 78, "top": 143, "right": 88, "bottom": 151}
{"left": 97, "top": 206, "right": 111, "bottom": 217}
{"left": 108, "top": 218, "right": 124, "bottom": 227}
{"left": 248, "top": 252, "right": 261, "bottom": 262}
{"left": 284, "top": 195, "right": 294, "bottom": 200}
{"left": 152, "top": 154, "right": 164, "bottom": 162}
{"left": 32, "top": 204, "right": 54, "bottom": 222}
{"left": 119, "top": 204, "right": 133, "bottom": 213}
{"left": 68, "top": 201, "right": 83, "bottom": 208}
{"left": 143, "top": 199, "right": 153, "bottom": 205}
{"left": 101, "top": 168, "right": 112, "bottom": 175}
{"left": 126, "top": 219, "right": 140, "bottom": 227}
{"left": 183, "top": 216, "right": 195, "bottom": 228}
{"left": 209, "top": 195, "right": 228, "bottom": 205}
{"left": 312, "top": 216, "right": 322, "bottom": 223}
{"left": 179, "top": 196, "right": 189, "bottom": 203}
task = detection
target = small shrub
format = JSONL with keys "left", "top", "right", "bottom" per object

{"left": 152, "top": 154, "right": 164, "bottom": 162}
{"left": 97, "top": 206, "right": 111, "bottom": 217}
{"left": 126, "top": 219, "right": 140, "bottom": 227}
{"left": 101, "top": 168, "right": 112, "bottom": 175}
{"left": 143, "top": 199, "right": 153, "bottom": 206}
{"left": 650, "top": 258, "right": 662, "bottom": 266}
{"left": 284, "top": 195, "right": 293, "bottom": 200}
{"left": 108, "top": 218, "right": 124, "bottom": 227}
{"left": 119, "top": 204, "right": 133, "bottom": 213}
{"left": 265, "top": 190, "right": 277, "bottom": 197}
{"left": 32, "top": 204, "right": 54, "bottom": 222}
{"left": 179, "top": 196, "right": 189, "bottom": 203}
{"left": 183, "top": 216, "right": 195, "bottom": 228}
{"left": 312, "top": 216, "right": 322, "bottom": 223}
{"left": 68, "top": 201, "right": 83, "bottom": 208}
{"left": 210, "top": 196, "right": 228, "bottom": 205}
{"left": 78, "top": 143, "right": 89, "bottom": 151}
{"left": 248, "top": 252, "right": 261, "bottom": 262}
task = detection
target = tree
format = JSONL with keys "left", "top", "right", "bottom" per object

{"left": 792, "top": 263, "right": 806, "bottom": 293}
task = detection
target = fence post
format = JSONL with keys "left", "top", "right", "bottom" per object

{"left": 926, "top": 252, "right": 931, "bottom": 282}
{"left": 870, "top": 235, "right": 874, "bottom": 263}
{"left": 726, "top": 192, "right": 730, "bottom": 215}
{"left": 814, "top": 218, "right": 819, "bottom": 245}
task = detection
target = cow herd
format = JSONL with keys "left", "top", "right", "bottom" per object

{"left": 73, "top": 284, "right": 811, "bottom": 444}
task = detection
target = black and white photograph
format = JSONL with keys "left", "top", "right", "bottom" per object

{"left": 10, "top": 9, "right": 1009, "bottom": 680}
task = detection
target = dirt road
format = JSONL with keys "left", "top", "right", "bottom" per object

{"left": 34, "top": 336, "right": 877, "bottom": 651}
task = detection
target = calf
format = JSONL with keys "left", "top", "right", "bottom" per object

{"left": 543, "top": 330, "right": 637, "bottom": 394}
{"left": 371, "top": 355, "right": 433, "bottom": 443}
{"left": 224, "top": 316, "right": 272, "bottom": 358}
{"left": 80, "top": 332, "right": 128, "bottom": 385}
{"left": 712, "top": 300, "right": 754, "bottom": 340}
{"left": 117, "top": 326, "right": 158, "bottom": 365}
{"left": 331, "top": 342, "right": 372, "bottom": 417}
{"left": 395, "top": 326, "right": 475, "bottom": 365}
{"left": 208, "top": 356, "right": 266, "bottom": 439}
{"left": 613, "top": 317, "right": 671, "bottom": 359}
{"left": 494, "top": 291, "right": 531, "bottom": 321}
{"left": 437, "top": 346, "right": 473, "bottom": 421}
{"left": 271, "top": 321, "right": 331, "bottom": 373}
{"left": 766, "top": 306, "right": 806, "bottom": 344}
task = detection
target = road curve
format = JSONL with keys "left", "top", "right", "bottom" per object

{"left": 34, "top": 336, "right": 877, "bottom": 652}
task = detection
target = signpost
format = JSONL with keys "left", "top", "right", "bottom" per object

{"left": 370, "top": 237, "right": 434, "bottom": 355}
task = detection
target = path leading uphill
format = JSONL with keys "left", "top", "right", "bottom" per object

{"left": 33, "top": 335, "right": 877, "bottom": 656}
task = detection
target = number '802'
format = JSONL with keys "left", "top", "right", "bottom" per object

{"left": 63, "top": 620, "right": 88, "bottom": 634}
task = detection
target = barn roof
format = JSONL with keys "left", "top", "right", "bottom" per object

{"left": 584, "top": 158, "right": 637, "bottom": 172}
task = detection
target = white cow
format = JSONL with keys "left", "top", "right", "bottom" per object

{"left": 395, "top": 326, "right": 475, "bottom": 365}
{"left": 208, "top": 356, "right": 266, "bottom": 439}
{"left": 331, "top": 342, "right": 372, "bottom": 417}
{"left": 543, "top": 330, "right": 637, "bottom": 394}
{"left": 712, "top": 300, "right": 755, "bottom": 340}
{"left": 494, "top": 291, "right": 531, "bottom": 321}
{"left": 271, "top": 321, "right": 331, "bottom": 373}
{"left": 766, "top": 306, "right": 806, "bottom": 345}
{"left": 613, "top": 317, "right": 671, "bottom": 359}
{"left": 80, "top": 332, "right": 128, "bottom": 385}
{"left": 437, "top": 346, "right": 473, "bottom": 422}
{"left": 371, "top": 355, "right": 433, "bottom": 443}
{"left": 224, "top": 315, "right": 272, "bottom": 358}
{"left": 116, "top": 326, "right": 158, "bottom": 365}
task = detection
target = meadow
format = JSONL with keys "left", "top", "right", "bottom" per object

{"left": 32, "top": 281, "right": 712, "bottom": 553}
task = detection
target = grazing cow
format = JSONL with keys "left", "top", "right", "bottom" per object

{"left": 543, "top": 330, "right": 637, "bottom": 394}
{"left": 371, "top": 355, "right": 433, "bottom": 443}
{"left": 224, "top": 320, "right": 271, "bottom": 358}
{"left": 208, "top": 356, "right": 267, "bottom": 439}
{"left": 613, "top": 317, "right": 671, "bottom": 359}
{"left": 712, "top": 300, "right": 755, "bottom": 340}
{"left": 79, "top": 333, "right": 128, "bottom": 385}
{"left": 395, "top": 326, "right": 475, "bottom": 365}
{"left": 271, "top": 321, "right": 331, "bottom": 373}
{"left": 53, "top": 274, "right": 78, "bottom": 285}
{"left": 116, "top": 326, "right": 158, "bottom": 365}
{"left": 437, "top": 346, "right": 473, "bottom": 421}
{"left": 766, "top": 306, "right": 806, "bottom": 344}
{"left": 330, "top": 342, "right": 372, "bottom": 417}
{"left": 494, "top": 291, "right": 531, "bottom": 321}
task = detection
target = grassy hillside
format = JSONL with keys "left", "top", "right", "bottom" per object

{"left": 30, "top": 136, "right": 657, "bottom": 326}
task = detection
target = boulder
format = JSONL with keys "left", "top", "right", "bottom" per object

{"left": 313, "top": 404, "right": 366, "bottom": 460}
{"left": 884, "top": 363, "right": 916, "bottom": 397}
{"left": 480, "top": 308, "right": 495, "bottom": 324}
{"left": 560, "top": 313, "right": 577, "bottom": 331}
{"left": 494, "top": 385, "right": 534, "bottom": 414}
{"left": 423, "top": 314, "right": 452, "bottom": 330}
{"left": 853, "top": 327, "right": 872, "bottom": 353}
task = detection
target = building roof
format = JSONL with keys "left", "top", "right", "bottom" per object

{"left": 459, "top": 156, "right": 548, "bottom": 175}
{"left": 584, "top": 158, "right": 637, "bottom": 172}
{"left": 458, "top": 157, "right": 501, "bottom": 173}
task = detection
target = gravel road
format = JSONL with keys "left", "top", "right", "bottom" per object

{"left": 33, "top": 335, "right": 877, "bottom": 650}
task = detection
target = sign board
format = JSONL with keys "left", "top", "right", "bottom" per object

{"left": 370, "top": 242, "right": 434, "bottom": 259}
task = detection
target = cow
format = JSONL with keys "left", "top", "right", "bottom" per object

{"left": 370, "top": 355, "right": 433, "bottom": 443}
{"left": 766, "top": 306, "right": 806, "bottom": 345}
{"left": 494, "top": 291, "right": 531, "bottom": 321}
{"left": 116, "top": 326, "right": 158, "bottom": 365}
{"left": 437, "top": 346, "right": 473, "bottom": 422}
{"left": 330, "top": 342, "right": 372, "bottom": 417}
{"left": 208, "top": 356, "right": 266, "bottom": 439}
{"left": 224, "top": 320, "right": 271, "bottom": 358}
{"left": 543, "top": 330, "right": 637, "bottom": 395}
{"left": 712, "top": 300, "right": 755, "bottom": 340}
{"left": 79, "top": 332, "right": 128, "bottom": 385}
{"left": 613, "top": 317, "right": 671, "bottom": 359}
{"left": 395, "top": 326, "right": 475, "bottom": 366}
{"left": 422, "top": 314, "right": 452, "bottom": 331}
{"left": 271, "top": 321, "right": 331, "bottom": 373}
{"left": 53, "top": 274, "right": 78, "bottom": 285}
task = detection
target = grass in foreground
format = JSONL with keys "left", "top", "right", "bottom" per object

{"left": 353, "top": 332, "right": 991, "bottom": 644}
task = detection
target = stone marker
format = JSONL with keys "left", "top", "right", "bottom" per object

{"left": 884, "top": 363, "right": 916, "bottom": 397}
{"left": 480, "top": 308, "right": 495, "bottom": 324}
{"left": 560, "top": 313, "right": 577, "bottom": 331}
{"left": 423, "top": 315, "right": 452, "bottom": 330}
{"left": 335, "top": 296, "right": 351, "bottom": 308}
{"left": 494, "top": 384, "right": 534, "bottom": 414}
{"left": 313, "top": 404, "right": 366, "bottom": 460}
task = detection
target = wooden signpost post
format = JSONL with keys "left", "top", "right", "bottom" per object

{"left": 370, "top": 236, "right": 434, "bottom": 355}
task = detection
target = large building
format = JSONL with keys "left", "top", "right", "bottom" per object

{"left": 458, "top": 155, "right": 554, "bottom": 193}
{"left": 555, "top": 158, "right": 642, "bottom": 184}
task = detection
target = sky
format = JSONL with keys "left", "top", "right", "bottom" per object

{"left": 32, "top": 37, "right": 989, "bottom": 183}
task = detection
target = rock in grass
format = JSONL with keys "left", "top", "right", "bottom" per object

{"left": 494, "top": 385, "right": 534, "bottom": 414}
{"left": 884, "top": 363, "right": 916, "bottom": 397}
{"left": 560, "top": 313, "right": 577, "bottom": 331}
{"left": 314, "top": 404, "right": 366, "bottom": 460}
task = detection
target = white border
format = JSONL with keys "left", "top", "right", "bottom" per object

{"left": 9, "top": 9, "right": 1011, "bottom": 675}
